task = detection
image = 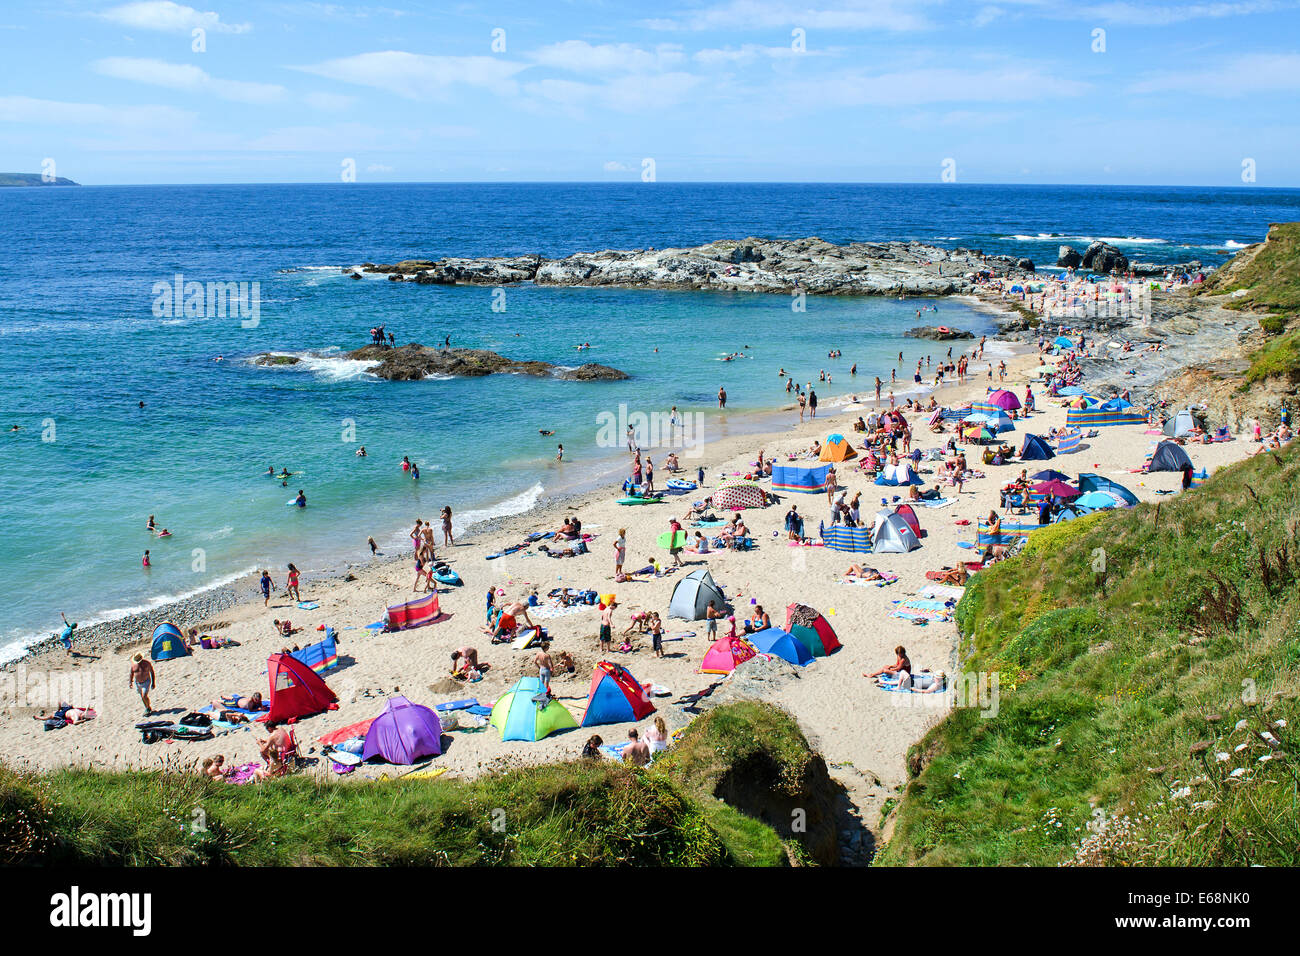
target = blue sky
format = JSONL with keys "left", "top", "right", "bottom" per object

{"left": 2, "top": 0, "right": 1299, "bottom": 184}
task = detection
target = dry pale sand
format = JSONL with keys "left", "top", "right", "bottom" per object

{"left": 0, "top": 331, "right": 1258, "bottom": 821}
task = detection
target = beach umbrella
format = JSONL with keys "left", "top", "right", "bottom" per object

{"left": 1031, "top": 469, "right": 1071, "bottom": 482}
{"left": 748, "top": 628, "right": 814, "bottom": 667}
{"left": 1032, "top": 480, "right": 1080, "bottom": 499}
{"left": 1074, "top": 491, "right": 1122, "bottom": 510}
{"left": 1053, "top": 336, "right": 1074, "bottom": 348}
{"left": 988, "top": 389, "right": 1021, "bottom": 411}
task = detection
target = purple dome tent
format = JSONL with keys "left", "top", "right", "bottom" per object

{"left": 361, "top": 695, "right": 443, "bottom": 764}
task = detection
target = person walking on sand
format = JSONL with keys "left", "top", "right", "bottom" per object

{"left": 798, "top": 390, "right": 806, "bottom": 422}
{"left": 441, "top": 506, "right": 454, "bottom": 546}
{"left": 130, "top": 653, "right": 156, "bottom": 715}
{"left": 809, "top": 388, "right": 818, "bottom": 419}
{"left": 614, "top": 528, "right": 626, "bottom": 577}
{"left": 286, "top": 563, "right": 301, "bottom": 602}
{"left": 705, "top": 600, "right": 722, "bottom": 639}
{"left": 368, "top": 536, "right": 378, "bottom": 555}
{"left": 259, "top": 569, "right": 275, "bottom": 606}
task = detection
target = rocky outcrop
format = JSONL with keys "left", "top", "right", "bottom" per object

{"left": 361, "top": 237, "right": 1040, "bottom": 297}
{"left": 904, "top": 326, "right": 975, "bottom": 340}
{"left": 1081, "top": 241, "right": 1129, "bottom": 275}
{"left": 343, "top": 345, "right": 628, "bottom": 382}
{"left": 254, "top": 353, "right": 301, "bottom": 367}
{"left": 1057, "top": 245, "right": 1083, "bottom": 268}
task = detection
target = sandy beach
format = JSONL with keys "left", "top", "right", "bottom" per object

{"left": 0, "top": 301, "right": 1261, "bottom": 837}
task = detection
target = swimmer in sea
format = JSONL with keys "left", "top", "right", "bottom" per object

{"left": 8, "top": 425, "right": 19, "bottom": 432}
{"left": 266, "top": 466, "right": 275, "bottom": 476}
{"left": 294, "top": 490, "right": 307, "bottom": 508}
{"left": 539, "top": 429, "right": 554, "bottom": 436}
{"left": 556, "top": 444, "right": 564, "bottom": 462}
{"left": 356, "top": 446, "right": 367, "bottom": 457}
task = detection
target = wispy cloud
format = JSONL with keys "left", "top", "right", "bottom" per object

{"left": 1129, "top": 51, "right": 1300, "bottom": 95}
{"left": 292, "top": 51, "right": 526, "bottom": 99}
{"left": 98, "top": 1, "right": 251, "bottom": 34}
{"left": 524, "top": 72, "right": 702, "bottom": 114}
{"left": 529, "top": 41, "right": 686, "bottom": 74}
{"left": 644, "top": 0, "right": 935, "bottom": 32}
{"left": 776, "top": 63, "right": 1090, "bottom": 109}
{"left": 92, "top": 57, "right": 286, "bottom": 103}
{"left": 0, "top": 94, "right": 196, "bottom": 129}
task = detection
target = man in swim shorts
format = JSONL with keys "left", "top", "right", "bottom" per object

{"left": 599, "top": 601, "right": 616, "bottom": 652}
{"left": 129, "top": 654, "right": 156, "bottom": 715}
{"left": 534, "top": 643, "right": 553, "bottom": 696}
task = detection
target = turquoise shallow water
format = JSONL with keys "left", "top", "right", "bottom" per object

{"left": 2, "top": 182, "right": 1297, "bottom": 657}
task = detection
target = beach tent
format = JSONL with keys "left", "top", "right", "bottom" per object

{"left": 263, "top": 652, "right": 338, "bottom": 724}
{"left": 967, "top": 410, "right": 1016, "bottom": 433}
{"left": 361, "top": 695, "right": 443, "bottom": 764}
{"left": 1163, "top": 409, "right": 1198, "bottom": 438}
{"left": 385, "top": 592, "right": 441, "bottom": 630}
{"left": 822, "top": 524, "right": 872, "bottom": 553}
{"left": 748, "top": 628, "right": 814, "bottom": 667}
{"left": 700, "top": 635, "right": 757, "bottom": 675}
{"left": 1054, "top": 336, "right": 1075, "bottom": 348}
{"left": 150, "top": 622, "right": 190, "bottom": 661}
{"left": 580, "top": 662, "right": 655, "bottom": 726}
{"left": 1100, "top": 397, "right": 1135, "bottom": 411}
{"left": 771, "top": 463, "right": 831, "bottom": 495}
{"left": 1149, "top": 441, "right": 1193, "bottom": 473}
{"left": 291, "top": 628, "right": 339, "bottom": 673}
{"left": 712, "top": 480, "right": 767, "bottom": 510}
{"left": 894, "top": 503, "right": 922, "bottom": 538}
{"left": 872, "top": 511, "right": 921, "bottom": 553}
{"left": 875, "top": 462, "right": 923, "bottom": 486}
{"left": 1031, "top": 469, "right": 1071, "bottom": 482}
{"left": 668, "top": 568, "right": 727, "bottom": 621}
{"left": 785, "top": 603, "right": 842, "bottom": 657}
{"left": 490, "top": 677, "right": 577, "bottom": 741}
{"left": 969, "top": 400, "right": 1003, "bottom": 417}
{"left": 819, "top": 434, "right": 858, "bottom": 462}
{"left": 1066, "top": 405, "right": 1147, "bottom": 429}
{"left": 1020, "top": 434, "right": 1055, "bottom": 460}
{"left": 988, "top": 389, "right": 1021, "bottom": 411}
{"left": 1077, "top": 474, "right": 1139, "bottom": 506}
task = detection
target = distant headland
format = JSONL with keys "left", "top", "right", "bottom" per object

{"left": 0, "top": 173, "right": 80, "bottom": 187}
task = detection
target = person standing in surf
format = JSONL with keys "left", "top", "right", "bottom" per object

{"left": 718, "top": 386, "right": 727, "bottom": 409}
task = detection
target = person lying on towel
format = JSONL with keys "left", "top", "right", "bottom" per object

{"left": 844, "top": 565, "right": 885, "bottom": 581}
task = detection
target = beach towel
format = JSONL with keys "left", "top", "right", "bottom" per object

{"left": 296, "top": 602, "right": 320, "bottom": 610}
{"left": 530, "top": 603, "right": 589, "bottom": 620}
{"left": 319, "top": 719, "right": 377, "bottom": 746}
{"left": 913, "top": 497, "right": 956, "bottom": 508}
{"left": 919, "top": 584, "right": 966, "bottom": 601}
{"left": 842, "top": 574, "right": 898, "bottom": 587}
{"left": 434, "top": 698, "right": 479, "bottom": 712}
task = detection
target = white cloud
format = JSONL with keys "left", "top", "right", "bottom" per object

{"left": 366, "top": 162, "right": 394, "bottom": 172}
{"left": 293, "top": 51, "right": 526, "bottom": 99}
{"left": 99, "top": 1, "right": 251, "bottom": 34}
{"left": 1129, "top": 52, "right": 1300, "bottom": 95}
{"left": 92, "top": 57, "right": 285, "bottom": 103}
{"left": 645, "top": 0, "right": 935, "bottom": 32}
{"left": 531, "top": 41, "right": 686, "bottom": 74}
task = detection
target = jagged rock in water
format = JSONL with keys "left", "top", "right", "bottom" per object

{"left": 1016, "top": 258, "right": 1036, "bottom": 272}
{"left": 1057, "top": 245, "right": 1083, "bottom": 268}
{"left": 343, "top": 345, "right": 629, "bottom": 382}
{"left": 904, "top": 326, "right": 975, "bottom": 340}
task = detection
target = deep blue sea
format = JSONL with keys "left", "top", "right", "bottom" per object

{"left": 2, "top": 182, "right": 1297, "bottom": 659}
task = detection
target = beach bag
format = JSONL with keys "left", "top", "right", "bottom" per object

{"left": 179, "top": 712, "right": 211, "bottom": 728}
{"left": 140, "top": 725, "right": 174, "bottom": 744}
